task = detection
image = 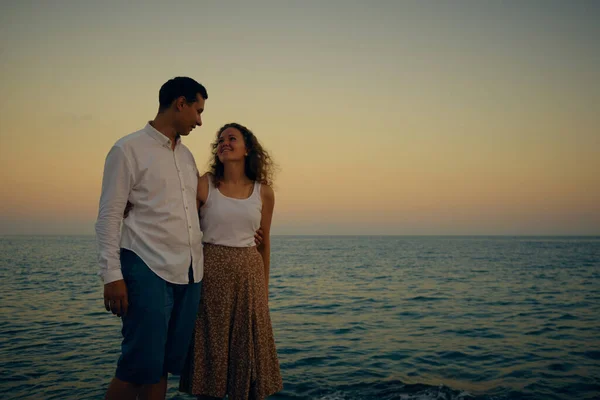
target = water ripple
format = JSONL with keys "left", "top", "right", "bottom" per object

{"left": 1, "top": 235, "right": 600, "bottom": 399}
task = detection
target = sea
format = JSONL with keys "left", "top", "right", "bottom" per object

{"left": 1, "top": 235, "right": 599, "bottom": 400}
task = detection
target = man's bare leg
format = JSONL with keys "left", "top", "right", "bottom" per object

{"left": 105, "top": 377, "right": 140, "bottom": 400}
{"left": 139, "top": 375, "right": 168, "bottom": 400}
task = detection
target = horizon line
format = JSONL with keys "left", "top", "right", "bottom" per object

{"left": 1, "top": 233, "right": 599, "bottom": 238}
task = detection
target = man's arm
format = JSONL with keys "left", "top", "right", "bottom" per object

{"left": 95, "top": 145, "right": 133, "bottom": 316}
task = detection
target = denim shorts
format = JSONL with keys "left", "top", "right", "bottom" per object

{"left": 115, "top": 248, "right": 202, "bottom": 384}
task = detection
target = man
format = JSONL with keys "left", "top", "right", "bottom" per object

{"left": 96, "top": 77, "right": 207, "bottom": 400}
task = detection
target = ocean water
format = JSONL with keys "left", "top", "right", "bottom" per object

{"left": 1, "top": 235, "right": 599, "bottom": 400}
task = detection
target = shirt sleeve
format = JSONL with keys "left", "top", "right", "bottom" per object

{"left": 95, "top": 145, "right": 133, "bottom": 284}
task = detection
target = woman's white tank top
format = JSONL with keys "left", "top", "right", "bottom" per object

{"left": 200, "top": 177, "right": 262, "bottom": 247}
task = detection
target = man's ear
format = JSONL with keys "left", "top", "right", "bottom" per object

{"left": 175, "top": 96, "right": 186, "bottom": 111}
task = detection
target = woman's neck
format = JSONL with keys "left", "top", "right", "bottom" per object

{"left": 222, "top": 161, "right": 250, "bottom": 185}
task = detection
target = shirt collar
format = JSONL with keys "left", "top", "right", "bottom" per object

{"left": 144, "top": 122, "right": 181, "bottom": 148}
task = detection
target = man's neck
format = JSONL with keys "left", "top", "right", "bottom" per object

{"left": 150, "top": 116, "right": 178, "bottom": 144}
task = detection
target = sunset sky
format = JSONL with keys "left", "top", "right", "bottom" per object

{"left": 1, "top": 1, "right": 598, "bottom": 235}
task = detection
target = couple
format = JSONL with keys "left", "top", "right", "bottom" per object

{"left": 95, "top": 77, "right": 283, "bottom": 400}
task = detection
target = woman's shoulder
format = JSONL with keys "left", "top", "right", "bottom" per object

{"left": 259, "top": 182, "right": 274, "bottom": 200}
{"left": 199, "top": 172, "right": 214, "bottom": 183}
{"left": 198, "top": 172, "right": 213, "bottom": 192}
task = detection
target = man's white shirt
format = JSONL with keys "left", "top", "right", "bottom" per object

{"left": 95, "top": 123, "right": 203, "bottom": 285}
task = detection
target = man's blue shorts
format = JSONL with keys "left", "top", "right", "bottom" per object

{"left": 115, "top": 248, "right": 202, "bottom": 385}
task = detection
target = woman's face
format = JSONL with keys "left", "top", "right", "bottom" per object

{"left": 217, "top": 127, "right": 247, "bottom": 163}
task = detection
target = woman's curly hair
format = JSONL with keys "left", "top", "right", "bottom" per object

{"left": 209, "top": 122, "right": 275, "bottom": 187}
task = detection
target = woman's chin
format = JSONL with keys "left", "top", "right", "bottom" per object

{"left": 218, "top": 154, "right": 242, "bottom": 164}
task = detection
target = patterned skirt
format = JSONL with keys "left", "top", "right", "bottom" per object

{"left": 179, "top": 244, "right": 283, "bottom": 400}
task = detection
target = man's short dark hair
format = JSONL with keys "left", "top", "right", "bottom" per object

{"left": 158, "top": 77, "right": 208, "bottom": 112}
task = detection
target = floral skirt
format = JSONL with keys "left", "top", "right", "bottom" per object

{"left": 179, "top": 244, "right": 283, "bottom": 400}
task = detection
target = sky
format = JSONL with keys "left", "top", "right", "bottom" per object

{"left": 0, "top": 0, "right": 599, "bottom": 235}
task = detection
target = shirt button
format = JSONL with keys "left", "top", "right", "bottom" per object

{"left": 182, "top": 188, "right": 185, "bottom": 191}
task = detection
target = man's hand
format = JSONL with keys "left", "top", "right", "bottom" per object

{"left": 254, "top": 227, "right": 264, "bottom": 246}
{"left": 104, "top": 279, "right": 129, "bottom": 317}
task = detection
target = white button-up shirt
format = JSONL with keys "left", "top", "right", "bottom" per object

{"left": 95, "top": 123, "right": 203, "bottom": 285}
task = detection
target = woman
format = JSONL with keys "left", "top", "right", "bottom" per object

{"left": 179, "top": 122, "right": 283, "bottom": 400}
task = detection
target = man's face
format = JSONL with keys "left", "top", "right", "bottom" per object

{"left": 176, "top": 93, "right": 205, "bottom": 136}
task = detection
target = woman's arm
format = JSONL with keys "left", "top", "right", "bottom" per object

{"left": 197, "top": 173, "right": 210, "bottom": 210}
{"left": 257, "top": 184, "right": 275, "bottom": 300}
